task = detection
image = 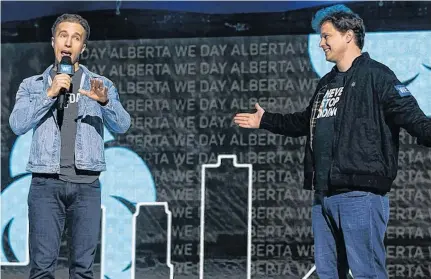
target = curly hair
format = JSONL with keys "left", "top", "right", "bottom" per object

{"left": 51, "top": 14, "right": 90, "bottom": 43}
{"left": 311, "top": 4, "right": 365, "bottom": 49}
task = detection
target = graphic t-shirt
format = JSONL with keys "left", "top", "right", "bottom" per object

{"left": 313, "top": 71, "right": 346, "bottom": 191}
{"left": 50, "top": 68, "right": 100, "bottom": 183}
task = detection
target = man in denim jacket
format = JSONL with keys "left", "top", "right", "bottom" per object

{"left": 9, "top": 14, "right": 130, "bottom": 279}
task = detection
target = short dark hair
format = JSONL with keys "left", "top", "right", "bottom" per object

{"left": 51, "top": 14, "right": 90, "bottom": 43}
{"left": 311, "top": 4, "right": 365, "bottom": 50}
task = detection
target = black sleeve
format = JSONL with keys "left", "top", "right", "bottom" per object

{"left": 259, "top": 95, "right": 314, "bottom": 137}
{"left": 379, "top": 68, "right": 431, "bottom": 147}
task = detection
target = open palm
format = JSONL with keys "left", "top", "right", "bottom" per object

{"left": 79, "top": 78, "right": 108, "bottom": 103}
{"left": 233, "top": 103, "right": 265, "bottom": 128}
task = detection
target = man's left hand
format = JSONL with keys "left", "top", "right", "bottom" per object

{"left": 79, "top": 78, "right": 108, "bottom": 104}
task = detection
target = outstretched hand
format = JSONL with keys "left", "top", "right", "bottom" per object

{"left": 233, "top": 103, "right": 265, "bottom": 128}
{"left": 78, "top": 78, "right": 108, "bottom": 104}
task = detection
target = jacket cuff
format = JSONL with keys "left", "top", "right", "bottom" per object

{"left": 100, "top": 99, "right": 114, "bottom": 110}
{"left": 259, "top": 112, "right": 274, "bottom": 130}
{"left": 417, "top": 137, "right": 431, "bottom": 147}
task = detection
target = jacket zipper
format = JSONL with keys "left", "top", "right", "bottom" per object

{"left": 329, "top": 73, "right": 352, "bottom": 183}
{"left": 312, "top": 171, "right": 315, "bottom": 190}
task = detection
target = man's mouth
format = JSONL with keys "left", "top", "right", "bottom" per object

{"left": 61, "top": 51, "right": 72, "bottom": 57}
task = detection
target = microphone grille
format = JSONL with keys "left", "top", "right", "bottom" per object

{"left": 60, "top": 56, "right": 72, "bottom": 65}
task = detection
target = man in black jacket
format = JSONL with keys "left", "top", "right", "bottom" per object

{"left": 234, "top": 4, "right": 431, "bottom": 279}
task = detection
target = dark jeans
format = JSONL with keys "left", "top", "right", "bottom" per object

{"left": 312, "top": 190, "right": 390, "bottom": 279}
{"left": 28, "top": 176, "right": 101, "bottom": 279}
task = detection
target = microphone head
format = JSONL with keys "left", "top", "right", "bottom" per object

{"left": 58, "top": 56, "right": 74, "bottom": 76}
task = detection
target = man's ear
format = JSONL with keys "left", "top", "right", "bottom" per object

{"left": 81, "top": 44, "right": 86, "bottom": 54}
{"left": 51, "top": 37, "right": 54, "bottom": 48}
{"left": 345, "top": 30, "right": 354, "bottom": 44}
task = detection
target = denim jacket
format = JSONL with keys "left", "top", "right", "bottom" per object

{"left": 9, "top": 64, "right": 131, "bottom": 173}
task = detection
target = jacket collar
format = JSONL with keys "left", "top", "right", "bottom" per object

{"left": 40, "top": 63, "right": 92, "bottom": 90}
{"left": 329, "top": 52, "right": 369, "bottom": 75}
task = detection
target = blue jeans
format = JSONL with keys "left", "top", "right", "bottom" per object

{"left": 312, "top": 191, "right": 390, "bottom": 279}
{"left": 28, "top": 176, "right": 101, "bottom": 279}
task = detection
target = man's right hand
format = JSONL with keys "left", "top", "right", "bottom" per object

{"left": 233, "top": 103, "right": 265, "bottom": 128}
{"left": 47, "top": 74, "right": 71, "bottom": 98}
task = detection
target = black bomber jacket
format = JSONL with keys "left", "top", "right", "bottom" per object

{"left": 260, "top": 52, "right": 431, "bottom": 193}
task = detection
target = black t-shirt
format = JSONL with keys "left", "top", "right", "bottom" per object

{"left": 313, "top": 71, "right": 346, "bottom": 190}
{"left": 50, "top": 68, "right": 100, "bottom": 183}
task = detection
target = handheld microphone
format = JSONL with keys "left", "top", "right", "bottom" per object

{"left": 57, "top": 56, "right": 74, "bottom": 110}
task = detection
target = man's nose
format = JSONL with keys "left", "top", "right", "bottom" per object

{"left": 319, "top": 38, "right": 325, "bottom": 48}
{"left": 65, "top": 37, "right": 72, "bottom": 47}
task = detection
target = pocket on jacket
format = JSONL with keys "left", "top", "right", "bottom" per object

{"left": 29, "top": 90, "right": 44, "bottom": 102}
{"left": 351, "top": 118, "right": 381, "bottom": 159}
{"left": 355, "top": 118, "right": 378, "bottom": 141}
{"left": 340, "top": 118, "right": 385, "bottom": 175}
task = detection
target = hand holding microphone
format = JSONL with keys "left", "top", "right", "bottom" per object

{"left": 47, "top": 74, "right": 71, "bottom": 98}
{"left": 47, "top": 56, "right": 74, "bottom": 110}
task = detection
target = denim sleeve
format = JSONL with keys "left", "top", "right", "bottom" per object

{"left": 9, "top": 78, "right": 57, "bottom": 135}
{"left": 100, "top": 82, "right": 131, "bottom": 134}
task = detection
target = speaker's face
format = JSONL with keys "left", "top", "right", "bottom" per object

{"left": 319, "top": 21, "right": 351, "bottom": 64}
{"left": 51, "top": 21, "right": 86, "bottom": 69}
